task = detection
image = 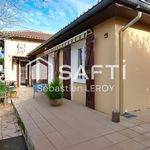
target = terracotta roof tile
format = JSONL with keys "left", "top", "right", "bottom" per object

{"left": 0, "top": 30, "right": 52, "bottom": 41}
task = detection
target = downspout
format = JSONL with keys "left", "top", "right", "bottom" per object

{"left": 119, "top": 9, "right": 142, "bottom": 113}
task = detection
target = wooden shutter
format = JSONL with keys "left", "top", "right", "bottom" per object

{"left": 54, "top": 51, "right": 60, "bottom": 78}
{"left": 46, "top": 55, "right": 48, "bottom": 83}
{"left": 85, "top": 34, "right": 95, "bottom": 109}
{"left": 63, "top": 46, "right": 71, "bottom": 100}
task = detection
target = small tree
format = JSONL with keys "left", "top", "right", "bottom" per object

{"left": 0, "top": 0, "right": 19, "bottom": 30}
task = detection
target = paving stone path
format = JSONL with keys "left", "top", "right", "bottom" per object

{"left": 0, "top": 104, "right": 22, "bottom": 140}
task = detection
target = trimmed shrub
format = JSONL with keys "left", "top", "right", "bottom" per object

{"left": 46, "top": 79, "right": 63, "bottom": 101}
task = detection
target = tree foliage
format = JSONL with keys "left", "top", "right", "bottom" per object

{"left": 0, "top": 0, "right": 20, "bottom": 30}
{"left": 0, "top": 0, "right": 49, "bottom": 31}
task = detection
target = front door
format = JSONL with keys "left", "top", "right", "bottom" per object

{"left": 21, "top": 61, "right": 28, "bottom": 85}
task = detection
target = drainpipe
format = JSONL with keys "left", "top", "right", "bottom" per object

{"left": 119, "top": 9, "right": 142, "bottom": 113}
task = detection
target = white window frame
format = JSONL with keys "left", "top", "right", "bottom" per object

{"left": 73, "top": 47, "right": 86, "bottom": 84}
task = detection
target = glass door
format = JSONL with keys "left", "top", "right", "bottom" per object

{"left": 21, "top": 62, "right": 27, "bottom": 85}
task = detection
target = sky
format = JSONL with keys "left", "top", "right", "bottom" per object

{"left": 4, "top": 0, "right": 98, "bottom": 34}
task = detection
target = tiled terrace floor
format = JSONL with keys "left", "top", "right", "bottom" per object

{"left": 12, "top": 87, "right": 150, "bottom": 150}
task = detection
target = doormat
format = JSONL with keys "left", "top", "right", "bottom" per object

{"left": 0, "top": 136, "right": 28, "bottom": 150}
{"left": 121, "top": 112, "right": 137, "bottom": 118}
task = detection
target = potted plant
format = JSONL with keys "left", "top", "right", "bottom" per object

{"left": 46, "top": 79, "right": 63, "bottom": 106}
{"left": 8, "top": 82, "right": 17, "bottom": 98}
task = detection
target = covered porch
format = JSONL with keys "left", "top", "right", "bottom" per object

{"left": 12, "top": 87, "right": 150, "bottom": 150}
{"left": 12, "top": 56, "right": 34, "bottom": 87}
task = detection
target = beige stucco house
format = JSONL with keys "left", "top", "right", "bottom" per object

{"left": 28, "top": 0, "right": 150, "bottom": 114}
{"left": 0, "top": 31, "right": 51, "bottom": 86}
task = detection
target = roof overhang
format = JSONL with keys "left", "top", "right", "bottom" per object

{"left": 12, "top": 56, "right": 35, "bottom": 61}
{"left": 28, "top": 0, "right": 150, "bottom": 56}
{"left": 10, "top": 37, "right": 46, "bottom": 43}
{"left": 1, "top": 37, "right": 46, "bottom": 43}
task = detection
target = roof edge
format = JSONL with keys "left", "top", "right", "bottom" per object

{"left": 28, "top": 0, "right": 116, "bottom": 56}
{"left": 28, "top": 0, "right": 150, "bottom": 56}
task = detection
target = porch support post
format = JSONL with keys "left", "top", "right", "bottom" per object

{"left": 36, "top": 60, "right": 40, "bottom": 83}
{"left": 54, "top": 51, "right": 60, "bottom": 78}
{"left": 17, "top": 60, "right": 19, "bottom": 87}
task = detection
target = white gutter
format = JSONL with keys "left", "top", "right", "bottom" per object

{"left": 120, "top": 11, "right": 142, "bottom": 32}
{"left": 119, "top": 10, "right": 142, "bottom": 113}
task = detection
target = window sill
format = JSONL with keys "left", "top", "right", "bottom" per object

{"left": 73, "top": 79, "right": 86, "bottom": 84}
